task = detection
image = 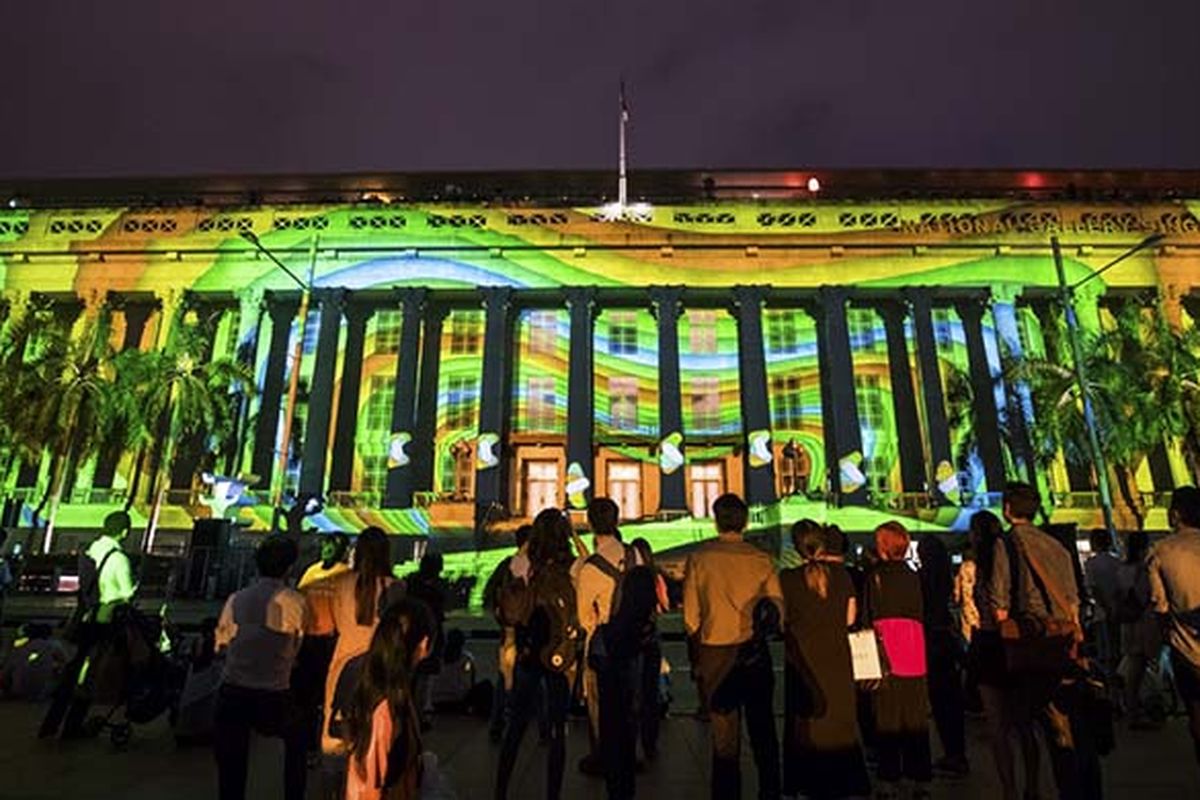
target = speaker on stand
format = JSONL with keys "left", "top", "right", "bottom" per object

{"left": 187, "top": 518, "right": 232, "bottom": 599}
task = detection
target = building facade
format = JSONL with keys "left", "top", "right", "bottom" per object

{"left": 2, "top": 170, "right": 1198, "bottom": 548}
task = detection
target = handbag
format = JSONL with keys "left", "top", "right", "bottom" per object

{"left": 999, "top": 534, "right": 1081, "bottom": 675}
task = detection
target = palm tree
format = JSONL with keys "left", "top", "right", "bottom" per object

{"left": 116, "top": 317, "right": 254, "bottom": 549}
{"left": 1018, "top": 301, "right": 1200, "bottom": 529}
{"left": 22, "top": 317, "right": 123, "bottom": 551}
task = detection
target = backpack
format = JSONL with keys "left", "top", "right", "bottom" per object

{"left": 587, "top": 552, "right": 658, "bottom": 672}
{"left": 524, "top": 568, "right": 581, "bottom": 673}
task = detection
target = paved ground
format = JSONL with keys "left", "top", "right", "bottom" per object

{"left": 2, "top": 647, "right": 1198, "bottom": 800}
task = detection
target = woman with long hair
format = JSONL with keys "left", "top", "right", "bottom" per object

{"left": 969, "top": 510, "right": 1035, "bottom": 800}
{"left": 344, "top": 597, "right": 435, "bottom": 800}
{"left": 306, "top": 527, "right": 399, "bottom": 758}
{"left": 780, "top": 519, "right": 870, "bottom": 799}
{"left": 496, "top": 508, "right": 578, "bottom": 800}
{"left": 864, "top": 521, "right": 932, "bottom": 799}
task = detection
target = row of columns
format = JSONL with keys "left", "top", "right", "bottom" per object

{"left": 244, "top": 284, "right": 1025, "bottom": 521}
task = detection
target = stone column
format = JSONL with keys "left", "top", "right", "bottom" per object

{"left": 906, "top": 288, "right": 956, "bottom": 500}
{"left": 298, "top": 289, "right": 347, "bottom": 496}
{"left": 811, "top": 287, "right": 865, "bottom": 506}
{"left": 474, "top": 287, "right": 516, "bottom": 538}
{"left": 651, "top": 286, "right": 687, "bottom": 514}
{"left": 732, "top": 285, "right": 777, "bottom": 506}
{"left": 251, "top": 293, "right": 300, "bottom": 489}
{"left": 384, "top": 289, "right": 426, "bottom": 508}
{"left": 412, "top": 304, "right": 448, "bottom": 494}
{"left": 565, "top": 287, "right": 597, "bottom": 509}
{"left": 877, "top": 300, "right": 925, "bottom": 493}
{"left": 328, "top": 302, "right": 372, "bottom": 493}
{"left": 955, "top": 297, "right": 1007, "bottom": 492}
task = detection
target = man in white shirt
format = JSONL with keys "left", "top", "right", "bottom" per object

{"left": 573, "top": 497, "right": 640, "bottom": 777}
{"left": 39, "top": 511, "right": 137, "bottom": 739}
{"left": 214, "top": 535, "right": 309, "bottom": 800}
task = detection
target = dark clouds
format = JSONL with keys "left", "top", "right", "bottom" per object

{"left": 2, "top": 0, "right": 1197, "bottom": 178}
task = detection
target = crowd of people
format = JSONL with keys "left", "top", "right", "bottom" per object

{"left": 9, "top": 480, "right": 1200, "bottom": 800}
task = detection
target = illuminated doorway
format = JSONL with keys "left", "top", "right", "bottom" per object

{"left": 607, "top": 462, "right": 643, "bottom": 521}
{"left": 689, "top": 462, "right": 724, "bottom": 518}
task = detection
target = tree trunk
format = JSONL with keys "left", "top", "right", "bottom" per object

{"left": 1112, "top": 462, "right": 1146, "bottom": 531}
{"left": 144, "top": 390, "right": 179, "bottom": 554}
{"left": 1184, "top": 427, "right": 1200, "bottom": 485}
{"left": 42, "top": 441, "right": 74, "bottom": 554}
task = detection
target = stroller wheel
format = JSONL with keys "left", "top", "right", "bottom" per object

{"left": 111, "top": 723, "right": 132, "bottom": 749}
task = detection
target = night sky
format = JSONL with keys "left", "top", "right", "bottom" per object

{"left": 3, "top": 1, "right": 1198, "bottom": 179}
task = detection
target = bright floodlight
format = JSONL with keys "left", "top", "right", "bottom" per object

{"left": 807, "top": 177, "right": 821, "bottom": 193}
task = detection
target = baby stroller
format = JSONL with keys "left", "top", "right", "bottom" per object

{"left": 81, "top": 605, "right": 186, "bottom": 747}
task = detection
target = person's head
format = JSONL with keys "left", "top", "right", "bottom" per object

{"left": 874, "top": 521, "right": 910, "bottom": 563}
{"left": 529, "top": 508, "right": 574, "bottom": 570}
{"left": 823, "top": 524, "right": 850, "bottom": 561}
{"left": 320, "top": 532, "right": 351, "bottom": 566}
{"left": 347, "top": 596, "right": 435, "bottom": 777}
{"left": 103, "top": 511, "right": 131, "bottom": 542}
{"left": 630, "top": 537, "right": 654, "bottom": 569}
{"left": 1169, "top": 486, "right": 1200, "bottom": 530}
{"left": 712, "top": 493, "right": 749, "bottom": 535}
{"left": 255, "top": 534, "right": 299, "bottom": 579}
{"left": 418, "top": 552, "right": 443, "bottom": 579}
{"left": 353, "top": 527, "right": 393, "bottom": 625}
{"left": 1088, "top": 528, "right": 1113, "bottom": 556}
{"left": 1124, "top": 530, "right": 1150, "bottom": 564}
{"left": 443, "top": 628, "right": 466, "bottom": 663}
{"left": 790, "top": 519, "right": 823, "bottom": 553}
{"left": 514, "top": 524, "right": 533, "bottom": 552}
{"left": 917, "top": 534, "right": 951, "bottom": 587}
{"left": 587, "top": 497, "right": 621, "bottom": 540}
{"left": 1002, "top": 482, "right": 1041, "bottom": 525}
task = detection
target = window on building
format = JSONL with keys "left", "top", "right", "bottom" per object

{"left": 609, "top": 376, "right": 638, "bottom": 431}
{"left": 766, "top": 310, "right": 799, "bottom": 355}
{"left": 933, "top": 309, "right": 954, "bottom": 350}
{"left": 855, "top": 375, "right": 886, "bottom": 435}
{"left": 374, "top": 310, "right": 402, "bottom": 354}
{"left": 688, "top": 310, "right": 718, "bottom": 354}
{"left": 446, "top": 376, "right": 479, "bottom": 429}
{"left": 526, "top": 376, "right": 556, "bottom": 431}
{"left": 607, "top": 312, "right": 638, "bottom": 355}
{"left": 690, "top": 376, "right": 720, "bottom": 431}
{"left": 360, "top": 375, "right": 394, "bottom": 493}
{"left": 848, "top": 309, "right": 879, "bottom": 353}
{"left": 528, "top": 311, "right": 557, "bottom": 356}
{"left": 449, "top": 311, "right": 482, "bottom": 354}
{"left": 770, "top": 374, "right": 804, "bottom": 429}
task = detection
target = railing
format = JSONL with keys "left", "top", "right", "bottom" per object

{"left": 68, "top": 487, "right": 128, "bottom": 505}
{"left": 326, "top": 491, "right": 382, "bottom": 509}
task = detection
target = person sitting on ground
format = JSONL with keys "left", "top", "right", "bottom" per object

{"left": 344, "top": 597, "right": 438, "bottom": 800}
{"left": 300, "top": 532, "right": 352, "bottom": 590}
{"left": 1, "top": 623, "right": 67, "bottom": 701}
{"left": 429, "top": 629, "right": 484, "bottom": 713}
{"left": 214, "top": 535, "right": 310, "bottom": 800}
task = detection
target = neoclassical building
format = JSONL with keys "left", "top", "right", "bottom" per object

{"left": 2, "top": 169, "right": 1198, "bottom": 550}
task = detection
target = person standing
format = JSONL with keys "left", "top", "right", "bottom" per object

{"left": 1116, "top": 530, "right": 1162, "bottom": 728}
{"left": 483, "top": 524, "right": 534, "bottom": 742}
{"left": 406, "top": 552, "right": 449, "bottom": 730}
{"left": 1147, "top": 485, "right": 1200, "bottom": 766}
{"left": 299, "top": 532, "right": 352, "bottom": 590}
{"left": 344, "top": 597, "right": 435, "bottom": 800}
{"left": 917, "top": 534, "right": 969, "bottom": 776}
{"left": 630, "top": 536, "right": 667, "bottom": 760}
{"left": 969, "top": 510, "right": 1036, "bottom": 800}
{"left": 213, "top": 535, "right": 309, "bottom": 800}
{"left": 683, "top": 492, "right": 783, "bottom": 800}
{"left": 990, "top": 482, "right": 1097, "bottom": 800}
{"left": 39, "top": 510, "right": 137, "bottom": 739}
{"left": 496, "top": 508, "right": 581, "bottom": 800}
{"left": 864, "top": 522, "right": 933, "bottom": 799}
{"left": 573, "top": 497, "right": 639, "bottom": 776}
{"left": 305, "top": 527, "right": 399, "bottom": 760}
{"left": 1084, "top": 528, "right": 1123, "bottom": 672}
{"left": 780, "top": 521, "right": 870, "bottom": 800}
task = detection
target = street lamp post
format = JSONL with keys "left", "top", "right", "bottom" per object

{"left": 240, "top": 232, "right": 318, "bottom": 511}
{"left": 1051, "top": 232, "right": 1164, "bottom": 537}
